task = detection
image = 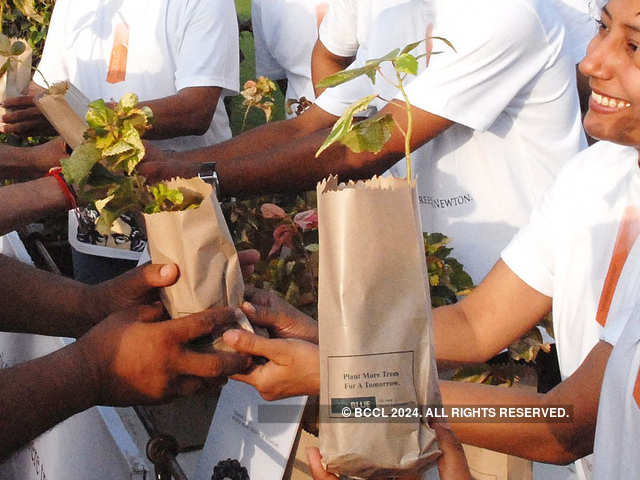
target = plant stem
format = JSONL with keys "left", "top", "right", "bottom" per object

{"left": 395, "top": 70, "right": 413, "bottom": 181}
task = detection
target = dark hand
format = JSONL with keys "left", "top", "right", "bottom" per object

{"left": 138, "top": 141, "right": 198, "bottom": 183}
{"left": 1, "top": 95, "right": 56, "bottom": 136}
{"left": 238, "top": 249, "right": 260, "bottom": 279}
{"left": 89, "top": 263, "right": 180, "bottom": 332}
{"left": 76, "top": 304, "right": 252, "bottom": 406}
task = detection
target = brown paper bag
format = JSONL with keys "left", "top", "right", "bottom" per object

{"left": 317, "top": 176, "right": 441, "bottom": 478}
{"left": 34, "top": 81, "right": 90, "bottom": 149}
{"left": 144, "top": 177, "right": 244, "bottom": 319}
{"left": 0, "top": 39, "right": 32, "bottom": 119}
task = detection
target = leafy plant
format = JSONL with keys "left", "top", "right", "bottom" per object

{"left": 223, "top": 194, "right": 319, "bottom": 317}
{"left": 315, "top": 38, "right": 454, "bottom": 179}
{"left": 240, "top": 76, "right": 277, "bottom": 131}
{"left": 0, "top": 32, "right": 26, "bottom": 78}
{"left": 424, "top": 233, "right": 473, "bottom": 306}
{"left": 61, "top": 92, "right": 201, "bottom": 235}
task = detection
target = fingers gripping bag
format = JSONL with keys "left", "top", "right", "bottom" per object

{"left": 317, "top": 176, "right": 441, "bottom": 478}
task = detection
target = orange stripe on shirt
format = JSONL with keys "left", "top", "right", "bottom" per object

{"left": 107, "top": 23, "right": 129, "bottom": 84}
{"left": 635, "top": 367, "right": 640, "bottom": 409}
{"left": 596, "top": 206, "right": 640, "bottom": 327}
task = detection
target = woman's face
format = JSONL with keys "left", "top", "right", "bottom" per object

{"left": 580, "top": 0, "right": 640, "bottom": 148}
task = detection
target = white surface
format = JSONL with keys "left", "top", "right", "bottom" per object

{"left": 195, "top": 380, "right": 306, "bottom": 480}
{"left": 252, "top": 0, "right": 328, "bottom": 116}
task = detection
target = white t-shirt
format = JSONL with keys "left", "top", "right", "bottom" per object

{"left": 317, "top": 0, "right": 585, "bottom": 285}
{"left": 593, "top": 240, "right": 640, "bottom": 479}
{"left": 252, "top": 0, "right": 328, "bottom": 117}
{"left": 36, "top": 0, "right": 240, "bottom": 260}
{"left": 502, "top": 141, "right": 640, "bottom": 480}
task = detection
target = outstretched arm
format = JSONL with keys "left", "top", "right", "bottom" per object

{"left": 0, "top": 304, "right": 250, "bottom": 459}
{"left": 433, "top": 260, "right": 552, "bottom": 363}
{"left": 0, "top": 255, "right": 177, "bottom": 338}
{"left": 142, "top": 100, "right": 452, "bottom": 195}
{"left": 0, "top": 176, "right": 69, "bottom": 236}
{"left": 443, "top": 340, "right": 611, "bottom": 464}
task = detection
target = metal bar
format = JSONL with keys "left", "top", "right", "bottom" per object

{"left": 134, "top": 406, "right": 190, "bottom": 480}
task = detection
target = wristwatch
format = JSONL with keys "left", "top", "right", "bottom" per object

{"left": 197, "top": 162, "right": 220, "bottom": 198}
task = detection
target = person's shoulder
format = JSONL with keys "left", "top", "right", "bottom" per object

{"left": 555, "top": 141, "right": 638, "bottom": 191}
{"left": 436, "top": 0, "right": 546, "bottom": 43}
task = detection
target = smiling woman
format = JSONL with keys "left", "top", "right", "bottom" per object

{"left": 579, "top": 0, "right": 640, "bottom": 146}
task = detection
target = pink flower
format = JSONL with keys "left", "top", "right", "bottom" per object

{"left": 269, "top": 224, "right": 297, "bottom": 257}
{"left": 294, "top": 209, "right": 318, "bottom": 231}
{"left": 261, "top": 203, "right": 286, "bottom": 219}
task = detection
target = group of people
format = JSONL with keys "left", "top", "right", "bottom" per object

{"left": 0, "top": 0, "right": 639, "bottom": 478}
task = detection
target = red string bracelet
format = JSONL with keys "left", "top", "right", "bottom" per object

{"left": 47, "top": 166, "right": 78, "bottom": 211}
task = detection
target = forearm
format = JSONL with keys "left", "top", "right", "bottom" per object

{"left": 0, "top": 254, "right": 97, "bottom": 337}
{"left": 0, "top": 342, "right": 96, "bottom": 459}
{"left": 141, "top": 87, "right": 221, "bottom": 139}
{"left": 441, "top": 342, "right": 610, "bottom": 464}
{"left": 442, "top": 381, "right": 580, "bottom": 464}
{"left": 0, "top": 177, "right": 69, "bottom": 236}
{"left": 0, "top": 144, "right": 45, "bottom": 180}
{"left": 433, "top": 304, "right": 497, "bottom": 363}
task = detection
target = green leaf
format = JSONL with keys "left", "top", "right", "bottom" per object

{"left": 316, "top": 47, "right": 402, "bottom": 90}
{"left": 10, "top": 41, "right": 26, "bottom": 56}
{"left": 305, "top": 243, "right": 319, "bottom": 252}
{"left": 13, "top": 0, "right": 45, "bottom": 23}
{"left": 340, "top": 114, "right": 394, "bottom": 154}
{"left": 395, "top": 53, "right": 419, "bottom": 76}
{"left": 121, "top": 120, "right": 146, "bottom": 171}
{"left": 0, "top": 34, "right": 11, "bottom": 54}
{"left": 400, "top": 40, "right": 424, "bottom": 55}
{"left": 315, "top": 94, "right": 377, "bottom": 157}
{"left": 95, "top": 130, "right": 116, "bottom": 150}
{"left": 118, "top": 93, "right": 139, "bottom": 113}
{"left": 141, "top": 106, "right": 154, "bottom": 125}
{"left": 86, "top": 99, "right": 112, "bottom": 129}
{"left": 86, "top": 162, "right": 123, "bottom": 187}
{"left": 61, "top": 142, "right": 101, "bottom": 186}
{"left": 102, "top": 140, "right": 134, "bottom": 159}
{"left": 0, "top": 59, "right": 10, "bottom": 78}
{"left": 431, "top": 36, "right": 457, "bottom": 53}
{"left": 315, "top": 64, "right": 375, "bottom": 89}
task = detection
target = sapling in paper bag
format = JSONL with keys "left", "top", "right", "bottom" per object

{"left": 61, "top": 94, "right": 248, "bottom": 342}
{"left": 313, "top": 35, "right": 454, "bottom": 478}
{"left": 0, "top": 34, "right": 32, "bottom": 120}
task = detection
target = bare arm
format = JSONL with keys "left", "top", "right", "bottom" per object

{"left": 443, "top": 341, "right": 611, "bottom": 464}
{"left": 143, "top": 100, "right": 453, "bottom": 195}
{"left": 141, "top": 86, "right": 222, "bottom": 139}
{"left": 434, "top": 260, "right": 552, "bottom": 363}
{"left": 0, "top": 304, "right": 250, "bottom": 459}
{"left": 2, "top": 84, "right": 221, "bottom": 140}
{"left": 0, "top": 137, "right": 68, "bottom": 180}
{"left": 311, "top": 39, "right": 355, "bottom": 97}
{"left": 0, "top": 176, "right": 69, "bottom": 236}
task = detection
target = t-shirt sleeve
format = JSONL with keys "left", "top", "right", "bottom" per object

{"left": 402, "top": 1, "right": 552, "bottom": 131}
{"left": 172, "top": 0, "right": 240, "bottom": 95}
{"left": 252, "top": 0, "right": 286, "bottom": 80}
{"left": 34, "top": 0, "right": 69, "bottom": 86}
{"left": 500, "top": 157, "right": 580, "bottom": 297}
{"left": 318, "top": 0, "right": 358, "bottom": 58}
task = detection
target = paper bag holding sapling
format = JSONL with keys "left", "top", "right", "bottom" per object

{"left": 34, "top": 81, "right": 90, "bottom": 149}
{"left": 144, "top": 177, "right": 244, "bottom": 322}
{"left": 0, "top": 39, "right": 32, "bottom": 119}
{"left": 317, "top": 175, "right": 441, "bottom": 479}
